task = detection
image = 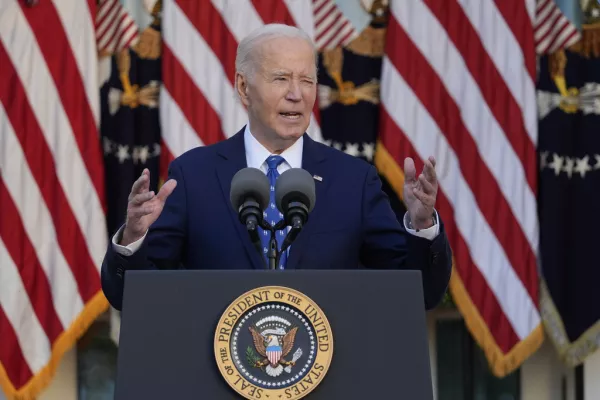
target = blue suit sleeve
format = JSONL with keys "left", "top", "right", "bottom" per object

{"left": 101, "top": 162, "right": 188, "bottom": 310}
{"left": 359, "top": 165, "right": 452, "bottom": 309}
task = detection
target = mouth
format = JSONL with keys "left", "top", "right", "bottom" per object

{"left": 279, "top": 112, "right": 303, "bottom": 120}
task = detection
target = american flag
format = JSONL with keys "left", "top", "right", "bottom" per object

{"left": 96, "top": 0, "right": 139, "bottom": 56}
{"left": 534, "top": 0, "right": 581, "bottom": 54}
{"left": 159, "top": 0, "right": 335, "bottom": 177}
{"left": 375, "top": 0, "right": 543, "bottom": 377}
{"left": 0, "top": 1, "right": 108, "bottom": 398}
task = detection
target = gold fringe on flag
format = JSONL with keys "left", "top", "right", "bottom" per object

{"left": 374, "top": 142, "right": 544, "bottom": 378}
{"left": 0, "top": 293, "right": 109, "bottom": 400}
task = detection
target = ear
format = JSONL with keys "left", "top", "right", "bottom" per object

{"left": 235, "top": 72, "right": 250, "bottom": 106}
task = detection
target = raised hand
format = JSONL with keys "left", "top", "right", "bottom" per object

{"left": 121, "top": 168, "right": 177, "bottom": 246}
{"left": 403, "top": 156, "right": 438, "bottom": 230}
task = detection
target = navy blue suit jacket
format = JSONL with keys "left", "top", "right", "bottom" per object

{"left": 101, "top": 129, "right": 452, "bottom": 311}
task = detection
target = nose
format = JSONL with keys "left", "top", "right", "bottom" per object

{"left": 285, "top": 80, "right": 302, "bottom": 102}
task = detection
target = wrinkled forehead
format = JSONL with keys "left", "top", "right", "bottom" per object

{"left": 256, "top": 37, "right": 317, "bottom": 76}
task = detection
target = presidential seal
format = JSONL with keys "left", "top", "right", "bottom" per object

{"left": 214, "top": 286, "right": 333, "bottom": 399}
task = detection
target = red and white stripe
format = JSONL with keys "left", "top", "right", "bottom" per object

{"left": 96, "top": 0, "right": 139, "bottom": 54}
{"left": 0, "top": 1, "right": 107, "bottom": 398}
{"left": 379, "top": 0, "right": 541, "bottom": 374}
{"left": 160, "top": 0, "right": 323, "bottom": 178}
{"left": 267, "top": 349, "right": 282, "bottom": 365}
{"left": 312, "top": 0, "right": 357, "bottom": 51}
{"left": 534, "top": 0, "right": 580, "bottom": 54}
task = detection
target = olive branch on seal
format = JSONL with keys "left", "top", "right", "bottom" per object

{"left": 246, "top": 346, "right": 261, "bottom": 367}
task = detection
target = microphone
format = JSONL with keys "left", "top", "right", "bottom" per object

{"left": 275, "top": 168, "right": 316, "bottom": 255}
{"left": 230, "top": 168, "right": 270, "bottom": 263}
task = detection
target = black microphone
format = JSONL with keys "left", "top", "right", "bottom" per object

{"left": 230, "top": 168, "right": 270, "bottom": 265}
{"left": 275, "top": 168, "right": 316, "bottom": 256}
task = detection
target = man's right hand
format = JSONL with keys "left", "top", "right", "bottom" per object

{"left": 121, "top": 168, "right": 177, "bottom": 246}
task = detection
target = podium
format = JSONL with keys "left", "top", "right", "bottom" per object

{"left": 114, "top": 269, "right": 434, "bottom": 399}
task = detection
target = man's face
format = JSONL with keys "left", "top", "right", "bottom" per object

{"left": 238, "top": 36, "right": 317, "bottom": 149}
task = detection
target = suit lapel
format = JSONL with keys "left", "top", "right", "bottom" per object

{"left": 216, "top": 128, "right": 266, "bottom": 270}
{"left": 285, "top": 134, "right": 329, "bottom": 270}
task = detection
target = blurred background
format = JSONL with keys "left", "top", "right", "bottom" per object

{"left": 1, "top": 0, "right": 599, "bottom": 399}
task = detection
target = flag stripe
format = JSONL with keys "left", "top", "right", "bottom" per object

{"left": 96, "top": 0, "right": 139, "bottom": 54}
{"left": 0, "top": 44, "right": 93, "bottom": 309}
{"left": 0, "top": 302, "right": 32, "bottom": 390}
{"left": 418, "top": 0, "right": 539, "bottom": 247}
{"left": 0, "top": 0, "right": 108, "bottom": 396}
{"left": 159, "top": 140, "right": 176, "bottom": 181}
{"left": 211, "top": 0, "right": 265, "bottom": 43}
{"left": 97, "top": 3, "right": 121, "bottom": 43}
{"left": 0, "top": 229, "right": 51, "bottom": 377}
{"left": 284, "top": 0, "right": 314, "bottom": 38}
{"left": 252, "top": 0, "right": 296, "bottom": 26}
{"left": 97, "top": 3, "right": 121, "bottom": 41}
{"left": 113, "top": 19, "right": 135, "bottom": 52}
{"left": 536, "top": 7, "right": 562, "bottom": 40}
{"left": 453, "top": 0, "right": 538, "bottom": 145}
{"left": 534, "top": 0, "right": 580, "bottom": 54}
{"left": 177, "top": 0, "right": 238, "bottom": 85}
{"left": 379, "top": 110, "right": 521, "bottom": 352}
{"left": 0, "top": 176, "right": 64, "bottom": 344}
{"left": 386, "top": 12, "right": 539, "bottom": 300}
{"left": 162, "top": 45, "right": 223, "bottom": 145}
{"left": 164, "top": 1, "right": 249, "bottom": 137}
{"left": 96, "top": 0, "right": 119, "bottom": 28}
{"left": 18, "top": 1, "right": 106, "bottom": 213}
{"left": 492, "top": 0, "right": 537, "bottom": 80}
{"left": 159, "top": 85, "right": 206, "bottom": 156}
{"left": 408, "top": 0, "right": 538, "bottom": 196}
{"left": 380, "top": 51, "right": 540, "bottom": 338}
{"left": 51, "top": 0, "right": 100, "bottom": 127}
{"left": 99, "top": 12, "right": 127, "bottom": 50}
{"left": 544, "top": 17, "right": 572, "bottom": 53}
{"left": 537, "top": 8, "right": 565, "bottom": 49}
{"left": 0, "top": 4, "right": 106, "bottom": 276}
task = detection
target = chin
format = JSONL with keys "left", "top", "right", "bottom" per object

{"left": 275, "top": 129, "right": 305, "bottom": 141}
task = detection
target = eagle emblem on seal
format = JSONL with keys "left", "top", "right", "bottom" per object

{"left": 247, "top": 317, "right": 303, "bottom": 377}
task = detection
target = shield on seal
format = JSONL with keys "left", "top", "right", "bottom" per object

{"left": 266, "top": 345, "right": 282, "bottom": 365}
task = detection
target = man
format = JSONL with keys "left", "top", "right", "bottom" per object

{"left": 101, "top": 24, "right": 452, "bottom": 311}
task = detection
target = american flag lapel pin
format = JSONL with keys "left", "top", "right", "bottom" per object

{"left": 313, "top": 175, "right": 323, "bottom": 182}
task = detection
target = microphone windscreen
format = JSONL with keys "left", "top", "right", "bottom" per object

{"left": 275, "top": 168, "right": 316, "bottom": 213}
{"left": 230, "top": 168, "right": 270, "bottom": 211}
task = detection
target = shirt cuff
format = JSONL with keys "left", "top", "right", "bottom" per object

{"left": 403, "top": 210, "right": 440, "bottom": 241}
{"left": 111, "top": 225, "right": 148, "bottom": 256}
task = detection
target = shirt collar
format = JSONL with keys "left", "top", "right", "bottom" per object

{"left": 244, "top": 124, "right": 303, "bottom": 169}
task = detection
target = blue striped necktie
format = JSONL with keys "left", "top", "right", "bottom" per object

{"left": 260, "top": 155, "right": 287, "bottom": 269}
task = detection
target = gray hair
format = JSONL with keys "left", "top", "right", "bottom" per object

{"left": 235, "top": 23, "right": 317, "bottom": 80}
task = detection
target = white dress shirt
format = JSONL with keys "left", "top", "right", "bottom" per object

{"left": 112, "top": 125, "right": 439, "bottom": 256}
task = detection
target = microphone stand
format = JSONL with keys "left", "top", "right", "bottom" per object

{"left": 260, "top": 220, "right": 287, "bottom": 270}
{"left": 251, "top": 201, "right": 310, "bottom": 270}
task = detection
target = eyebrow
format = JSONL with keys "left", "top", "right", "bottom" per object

{"left": 270, "top": 70, "right": 315, "bottom": 80}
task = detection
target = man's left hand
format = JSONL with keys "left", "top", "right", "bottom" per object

{"left": 403, "top": 156, "right": 438, "bottom": 230}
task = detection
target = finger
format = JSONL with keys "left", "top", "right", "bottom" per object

{"left": 130, "top": 169, "right": 150, "bottom": 198}
{"left": 140, "top": 168, "right": 151, "bottom": 193}
{"left": 129, "top": 205, "right": 155, "bottom": 218}
{"left": 412, "top": 188, "right": 435, "bottom": 207}
{"left": 428, "top": 156, "right": 436, "bottom": 168}
{"left": 418, "top": 174, "right": 435, "bottom": 194}
{"left": 404, "top": 157, "right": 416, "bottom": 182}
{"left": 422, "top": 158, "right": 437, "bottom": 183}
{"left": 156, "top": 179, "right": 177, "bottom": 203}
{"left": 130, "top": 191, "right": 155, "bottom": 205}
